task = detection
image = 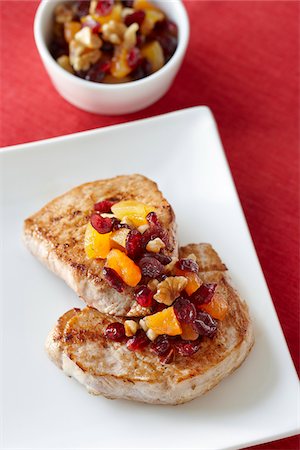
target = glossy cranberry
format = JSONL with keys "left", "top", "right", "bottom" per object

{"left": 94, "top": 199, "right": 115, "bottom": 213}
{"left": 176, "top": 258, "right": 199, "bottom": 273}
{"left": 136, "top": 32, "right": 145, "bottom": 48}
{"left": 157, "top": 34, "right": 177, "bottom": 60}
{"left": 123, "top": 0, "right": 134, "bottom": 6}
{"left": 173, "top": 298, "right": 197, "bottom": 324}
{"left": 142, "top": 252, "right": 171, "bottom": 266}
{"left": 100, "top": 61, "right": 112, "bottom": 73}
{"left": 126, "top": 229, "right": 144, "bottom": 259}
{"left": 103, "top": 267, "right": 124, "bottom": 292}
{"left": 105, "top": 322, "right": 126, "bottom": 342}
{"left": 191, "top": 283, "right": 217, "bottom": 307}
{"left": 174, "top": 338, "right": 201, "bottom": 356}
{"left": 150, "top": 335, "right": 172, "bottom": 356}
{"left": 81, "top": 16, "right": 100, "bottom": 33}
{"left": 127, "top": 47, "right": 141, "bottom": 69}
{"left": 127, "top": 330, "right": 150, "bottom": 351}
{"left": 166, "top": 20, "right": 178, "bottom": 36}
{"left": 135, "top": 285, "right": 153, "bottom": 307}
{"left": 124, "top": 10, "right": 145, "bottom": 27}
{"left": 192, "top": 311, "right": 217, "bottom": 338}
{"left": 96, "top": 0, "right": 114, "bottom": 16}
{"left": 114, "top": 221, "right": 130, "bottom": 230}
{"left": 146, "top": 211, "right": 160, "bottom": 227}
{"left": 131, "top": 58, "right": 152, "bottom": 80}
{"left": 138, "top": 256, "right": 164, "bottom": 278}
{"left": 90, "top": 212, "right": 113, "bottom": 233}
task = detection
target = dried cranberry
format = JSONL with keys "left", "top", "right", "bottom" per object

{"left": 151, "top": 301, "right": 167, "bottom": 313}
{"left": 136, "top": 32, "right": 145, "bottom": 48}
{"left": 114, "top": 221, "right": 130, "bottom": 230}
{"left": 94, "top": 199, "right": 115, "bottom": 213}
{"left": 165, "top": 20, "right": 178, "bottom": 36}
{"left": 123, "top": 0, "right": 134, "bottom": 6}
{"left": 90, "top": 212, "right": 113, "bottom": 233}
{"left": 191, "top": 283, "right": 217, "bottom": 307}
{"left": 174, "top": 338, "right": 201, "bottom": 356}
{"left": 81, "top": 16, "right": 100, "bottom": 33}
{"left": 105, "top": 322, "right": 126, "bottom": 342}
{"left": 74, "top": 1, "right": 90, "bottom": 18}
{"left": 135, "top": 285, "right": 153, "bottom": 307}
{"left": 100, "top": 61, "right": 112, "bottom": 73}
{"left": 103, "top": 267, "right": 124, "bottom": 292}
{"left": 173, "top": 298, "right": 197, "bottom": 324}
{"left": 138, "top": 256, "right": 164, "bottom": 278}
{"left": 192, "top": 311, "right": 217, "bottom": 338}
{"left": 101, "top": 41, "right": 114, "bottom": 53}
{"left": 131, "top": 58, "right": 152, "bottom": 80}
{"left": 124, "top": 10, "right": 145, "bottom": 27}
{"left": 146, "top": 211, "right": 160, "bottom": 227}
{"left": 156, "top": 34, "right": 177, "bottom": 61}
{"left": 127, "top": 330, "right": 150, "bottom": 351}
{"left": 160, "top": 347, "right": 174, "bottom": 364}
{"left": 126, "top": 229, "right": 144, "bottom": 259}
{"left": 142, "top": 252, "right": 171, "bottom": 265}
{"left": 176, "top": 258, "right": 199, "bottom": 273}
{"left": 96, "top": 0, "right": 114, "bottom": 16}
{"left": 127, "top": 47, "right": 141, "bottom": 69}
{"left": 150, "top": 334, "right": 172, "bottom": 356}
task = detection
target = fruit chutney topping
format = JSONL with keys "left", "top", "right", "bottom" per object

{"left": 50, "top": 0, "right": 178, "bottom": 83}
{"left": 85, "top": 199, "right": 229, "bottom": 363}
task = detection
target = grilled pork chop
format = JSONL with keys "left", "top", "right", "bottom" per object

{"left": 23, "top": 175, "right": 177, "bottom": 317}
{"left": 46, "top": 244, "right": 254, "bottom": 405}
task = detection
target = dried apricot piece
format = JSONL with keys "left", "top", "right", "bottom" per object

{"left": 141, "top": 41, "right": 164, "bottom": 71}
{"left": 84, "top": 223, "right": 111, "bottom": 259}
{"left": 106, "top": 249, "right": 142, "bottom": 287}
{"left": 144, "top": 306, "right": 182, "bottom": 336}
{"left": 64, "top": 21, "right": 82, "bottom": 43}
{"left": 175, "top": 267, "right": 202, "bottom": 296}
{"left": 111, "top": 200, "right": 155, "bottom": 226}
{"left": 200, "top": 293, "right": 228, "bottom": 321}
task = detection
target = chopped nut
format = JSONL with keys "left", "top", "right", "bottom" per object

{"left": 74, "top": 26, "right": 102, "bottom": 49}
{"left": 56, "top": 55, "right": 74, "bottom": 73}
{"left": 69, "top": 39, "right": 101, "bottom": 71}
{"left": 139, "top": 318, "right": 148, "bottom": 332}
{"left": 137, "top": 224, "right": 149, "bottom": 234}
{"left": 122, "top": 7, "right": 134, "bottom": 18}
{"left": 89, "top": 0, "right": 98, "bottom": 15}
{"left": 121, "top": 216, "right": 134, "bottom": 227}
{"left": 146, "top": 329, "right": 158, "bottom": 341}
{"left": 124, "top": 320, "right": 139, "bottom": 337}
{"left": 55, "top": 3, "right": 73, "bottom": 23}
{"left": 100, "top": 213, "right": 115, "bottom": 218}
{"left": 164, "top": 257, "right": 179, "bottom": 273}
{"left": 154, "top": 276, "right": 188, "bottom": 306}
{"left": 110, "top": 228, "right": 130, "bottom": 249}
{"left": 102, "top": 20, "right": 127, "bottom": 45}
{"left": 123, "top": 22, "right": 139, "bottom": 50}
{"left": 147, "top": 278, "right": 159, "bottom": 292}
{"left": 146, "top": 237, "right": 165, "bottom": 253}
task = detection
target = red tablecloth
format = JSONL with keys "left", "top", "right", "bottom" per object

{"left": 1, "top": 1, "right": 299, "bottom": 448}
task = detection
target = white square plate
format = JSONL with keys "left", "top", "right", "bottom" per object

{"left": 0, "top": 107, "right": 299, "bottom": 450}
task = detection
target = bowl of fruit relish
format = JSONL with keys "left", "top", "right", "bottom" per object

{"left": 34, "top": 0, "right": 189, "bottom": 114}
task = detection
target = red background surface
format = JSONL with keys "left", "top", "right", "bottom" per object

{"left": 0, "top": 1, "right": 299, "bottom": 448}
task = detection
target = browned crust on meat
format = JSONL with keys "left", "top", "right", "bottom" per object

{"left": 23, "top": 175, "right": 177, "bottom": 316}
{"left": 47, "top": 244, "right": 254, "bottom": 399}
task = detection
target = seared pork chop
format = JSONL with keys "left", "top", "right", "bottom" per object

{"left": 46, "top": 244, "right": 254, "bottom": 405}
{"left": 23, "top": 175, "right": 177, "bottom": 317}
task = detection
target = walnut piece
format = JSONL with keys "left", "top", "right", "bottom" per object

{"left": 123, "top": 23, "right": 139, "bottom": 50}
{"left": 154, "top": 276, "right": 188, "bottom": 306}
{"left": 146, "top": 237, "right": 165, "bottom": 253}
{"left": 146, "top": 329, "right": 158, "bottom": 341}
{"left": 69, "top": 41, "right": 101, "bottom": 71}
{"left": 54, "top": 4, "right": 73, "bottom": 23}
{"left": 164, "top": 257, "right": 179, "bottom": 273}
{"left": 74, "top": 27, "right": 102, "bottom": 49}
{"left": 102, "top": 20, "right": 127, "bottom": 45}
{"left": 56, "top": 55, "right": 74, "bottom": 73}
{"left": 124, "top": 320, "right": 139, "bottom": 337}
{"left": 147, "top": 278, "right": 159, "bottom": 292}
{"left": 89, "top": 0, "right": 98, "bottom": 15}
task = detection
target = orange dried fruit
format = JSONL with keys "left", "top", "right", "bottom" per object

{"left": 144, "top": 306, "right": 182, "bottom": 336}
{"left": 84, "top": 223, "right": 111, "bottom": 259}
{"left": 111, "top": 46, "right": 131, "bottom": 79}
{"left": 180, "top": 323, "right": 199, "bottom": 341}
{"left": 64, "top": 21, "right": 82, "bottom": 43}
{"left": 200, "top": 293, "right": 228, "bottom": 321}
{"left": 93, "top": 4, "right": 122, "bottom": 25}
{"left": 175, "top": 268, "right": 202, "bottom": 296}
{"left": 140, "top": 10, "right": 164, "bottom": 35}
{"left": 133, "top": 0, "right": 160, "bottom": 11}
{"left": 106, "top": 249, "right": 142, "bottom": 287}
{"left": 111, "top": 200, "right": 155, "bottom": 226}
{"left": 141, "top": 40, "right": 164, "bottom": 71}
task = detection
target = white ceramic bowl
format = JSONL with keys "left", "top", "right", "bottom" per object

{"left": 34, "top": 0, "right": 189, "bottom": 115}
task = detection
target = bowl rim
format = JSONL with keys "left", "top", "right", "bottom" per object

{"left": 34, "top": 0, "right": 190, "bottom": 91}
